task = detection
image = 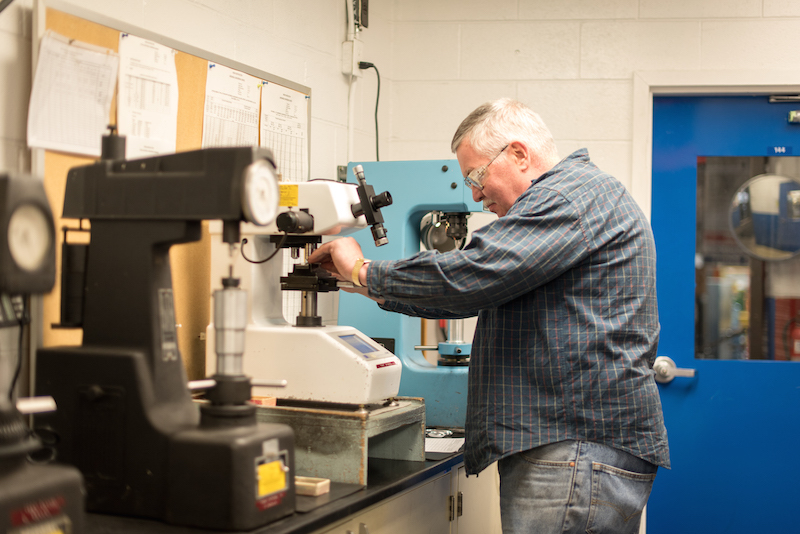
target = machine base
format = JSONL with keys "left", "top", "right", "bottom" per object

{"left": 36, "top": 345, "right": 296, "bottom": 531}
{"left": 168, "top": 420, "right": 295, "bottom": 531}
{"left": 255, "top": 397, "right": 425, "bottom": 485}
{"left": 0, "top": 461, "right": 84, "bottom": 534}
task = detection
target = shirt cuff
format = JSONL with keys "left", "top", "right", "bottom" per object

{"left": 365, "top": 258, "right": 391, "bottom": 298}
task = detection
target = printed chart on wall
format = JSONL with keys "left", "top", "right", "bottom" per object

{"left": 260, "top": 82, "right": 309, "bottom": 183}
{"left": 202, "top": 62, "right": 260, "bottom": 148}
{"left": 117, "top": 33, "right": 179, "bottom": 158}
{"left": 258, "top": 82, "right": 309, "bottom": 322}
{"left": 27, "top": 30, "right": 118, "bottom": 157}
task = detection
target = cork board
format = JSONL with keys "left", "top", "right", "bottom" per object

{"left": 41, "top": 8, "right": 212, "bottom": 380}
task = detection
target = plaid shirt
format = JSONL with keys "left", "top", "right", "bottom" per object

{"left": 368, "top": 149, "right": 670, "bottom": 474}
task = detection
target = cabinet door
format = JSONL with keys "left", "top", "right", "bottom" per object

{"left": 319, "top": 472, "right": 452, "bottom": 534}
{"left": 453, "top": 463, "right": 501, "bottom": 534}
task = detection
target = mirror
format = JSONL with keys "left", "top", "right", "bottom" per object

{"left": 730, "top": 174, "right": 800, "bottom": 261}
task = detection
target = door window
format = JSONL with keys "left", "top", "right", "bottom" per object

{"left": 695, "top": 156, "right": 800, "bottom": 360}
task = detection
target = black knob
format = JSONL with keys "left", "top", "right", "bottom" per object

{"left": 277, "top": 211, "right": 314, "bottom": 233}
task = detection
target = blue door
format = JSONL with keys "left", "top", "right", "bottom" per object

{"left": 648, "top": 96, "right": 800, "bottom": 532}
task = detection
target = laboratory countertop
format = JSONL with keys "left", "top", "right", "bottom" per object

{"left": 84, "top": 453, "right": 464, "bottom": 534}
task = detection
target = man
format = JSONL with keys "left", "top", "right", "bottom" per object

{"left": 308, "top": 98, "right": 669, "bottom": 534}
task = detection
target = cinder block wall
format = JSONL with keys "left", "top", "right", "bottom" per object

{"left": 4, "top": 1, "right": 800, "bottom": 190}
{"left": 0, "top": 0, "right": 34, "bottom": 174}
{"left": 0, "top": 0, "right": 393, "bottom": 180}
{"left": 385, "top": 0, "right": 800, "bottom": 192}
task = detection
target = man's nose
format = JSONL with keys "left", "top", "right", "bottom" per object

{"left": 471, "top": 185, "right": 484, "bottom": 203}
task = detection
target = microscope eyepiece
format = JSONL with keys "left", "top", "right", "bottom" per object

{"left": 371, "top": 191, "right": 392, "bottom": 210}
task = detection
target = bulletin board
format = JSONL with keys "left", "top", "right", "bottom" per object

{"left": 34, "top": 0, "right": 311, "bottom": 379}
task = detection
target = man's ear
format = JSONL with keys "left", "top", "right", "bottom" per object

{"left": 507, "top": 141, "right": 531, "bottom": 172}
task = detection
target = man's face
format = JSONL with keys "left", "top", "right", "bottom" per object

{"left": 456, "top": 141, "right": 521, "bottom": 218}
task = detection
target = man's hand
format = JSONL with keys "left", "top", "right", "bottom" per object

{"left": 308, "top": 237, "right": 386, "bottom": 304}
{"left": 307, "top": 237, "right": 364, "bottom": 282}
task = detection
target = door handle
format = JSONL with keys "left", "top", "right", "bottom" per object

{"left": 653, "top": 356, "right": 696, "bottom": 383}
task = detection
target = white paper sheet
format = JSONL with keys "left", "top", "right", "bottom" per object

{"left": 260, "top": 82, "right": 309, "bottom": 182}
{"left": 117, "top": 33, "right": 179, "bottom": 159}
{"left": 201, "top": 62, "right": 260, "bottom": 148}
{"left": 258, "top": 83, "right": 310, "bottom": 321}
{"left": 27, "top": 31, "right": 119, "bottom": 156}
{"left": 425, "top": 437, "right": 465, "bottom": 454}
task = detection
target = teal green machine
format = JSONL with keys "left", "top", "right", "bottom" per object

{"left": 338, "top": 160, "right": 483, "bottom": 429}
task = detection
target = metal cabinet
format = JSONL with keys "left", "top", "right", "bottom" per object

{"left": 316, "top": 471, "right": 452, "bottom": 534}
{"left": 314, "top": 462, "right": 501, "bottom": 534}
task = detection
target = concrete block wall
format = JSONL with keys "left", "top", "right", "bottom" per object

{"left": 0, "top": 0, "right": 394, "bottom": 181}
{"left": 4, "top": 1, "right": 800, "bottom": 190}
{"left": 0, "top": 0, "right": 33, "bottom": 175}
{"left": 386, "top": 0, "right": 800, "bottom": 192}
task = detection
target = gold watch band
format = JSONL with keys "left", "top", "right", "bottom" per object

{"left": 351, "top": 258, "right": 370, "bottom": 286}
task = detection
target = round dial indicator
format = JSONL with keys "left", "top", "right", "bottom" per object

{"left": 8, "top": 203, "right": 52, "bottom": 272}
{"left": 242, "top": 159, "right": 280, "bottom": 226}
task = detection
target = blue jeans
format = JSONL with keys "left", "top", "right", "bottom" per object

{"left": 497, "top": 440, "right": 658, "bottom": 534}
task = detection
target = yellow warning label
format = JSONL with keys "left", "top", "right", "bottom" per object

{"left": 279, "top": 184, "right": 299, "bottom": 207}
{"left": 10, "top": 516, "right": 70, "bottom": 534}
{"left": 258, "top": 460, "right": 286, "bottom": 497}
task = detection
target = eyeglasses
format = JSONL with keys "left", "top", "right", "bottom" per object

{"left": 464, "top": 144, "right": 509, "bottom": 191}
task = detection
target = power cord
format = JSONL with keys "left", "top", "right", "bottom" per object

{"left": 241, "top": 234, "right": 288, "bottom": 264}
{"left": 8, "top": 294, "right": 30, "bottom": 402}
{"left": 359, "top": 61, "right": 380, "bottom": 161}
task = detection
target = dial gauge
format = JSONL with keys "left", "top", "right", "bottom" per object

{"left": 242, "top": 159, "right": 279, "bottom": 226}
{"left": 7, "top": 203, "right": 52, "bottom": 272}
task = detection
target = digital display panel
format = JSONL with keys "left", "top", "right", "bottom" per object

{"left": 339, "top": 334, "right": 376, "bottom": 354}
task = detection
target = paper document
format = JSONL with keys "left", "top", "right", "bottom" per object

{"left": 27, "top": 31, "right": 119, "bottom": 156}
{"left": 202, "top": 62, "right": 260, "bottom": 148}
{"left": 260, "top": 82, "right": 309, "bottom": 182}
{"left": 117, "top": 33, "right": 179, "bottom": 158}
{"left": 425, "top": 437, "right": 465, "bottom": 454}
{"left": 258, "top": 82, "right": 310, "bottom": 320}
